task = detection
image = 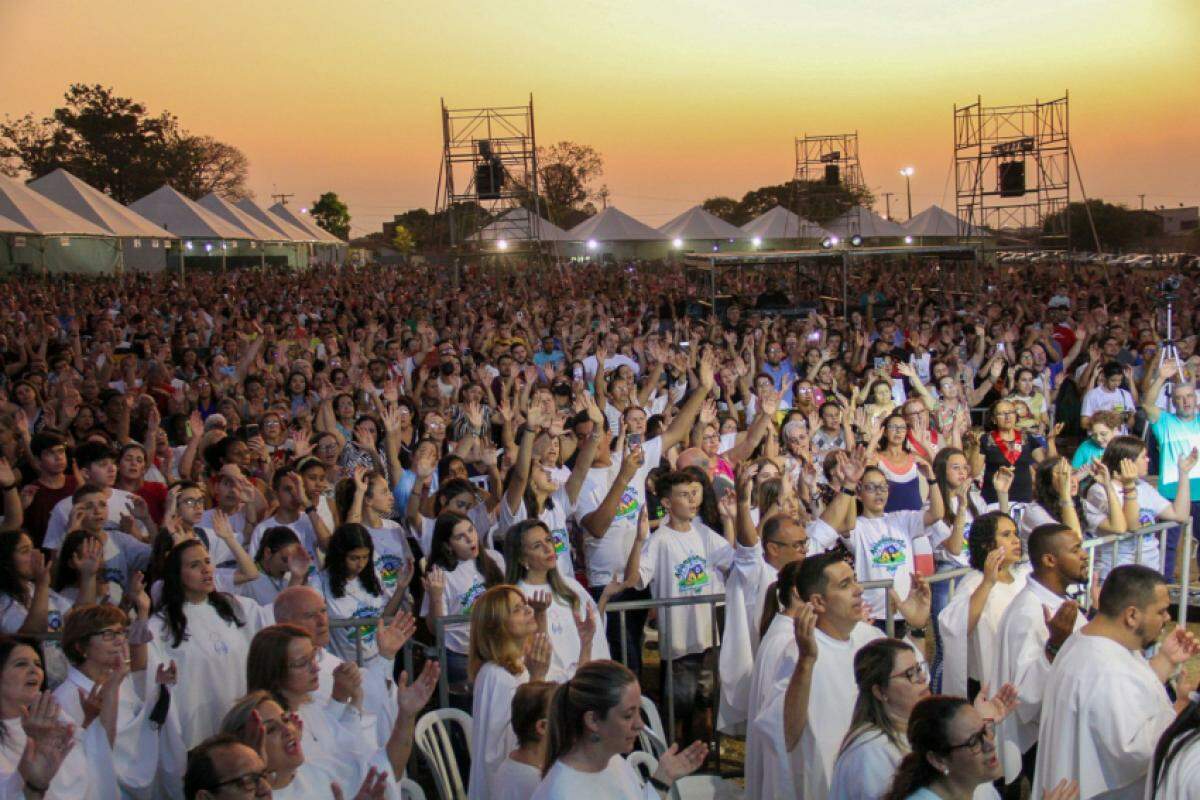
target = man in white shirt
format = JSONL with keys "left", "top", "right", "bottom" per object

{"left": 1033, "top": 564, "right": 1200, "bottom": 800}
{"left": 44, "top": 441, "right": 152, "bottom": 551}
{"left": 992, "top": 522, "right": 1089, "bottom": 799}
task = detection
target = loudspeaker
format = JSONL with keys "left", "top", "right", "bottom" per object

{"left": 476, "top": 162, "right": 502, "bottom": 199}
{"left": 824, "top": 165, "right": 840, "bottom": 186}
{"left": 998, "top": 161, "right": 1026, "bottom": 197}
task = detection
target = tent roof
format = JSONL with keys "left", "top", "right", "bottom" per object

{"left": 27, "top": 169, "right": 176, "bottom": 239}
{"left": 0, "top": 176, "right": 111, "bottom": 236}
{"left": 657, "top": 206, "right": 745, "bottom": 240}
{"left": 129, "top": 186, "right": 250, "bottom": 240}
{"left": 739, "top": 205, "right": 831, "bottom": 239}
{"left": 0, "top": 212, "right": 35, "bottom": 235}
{"left": 567, "top": 206, "right": 664, "bottom": 241}
{"left": 269, "top": 203, "right": 343, "bottom": 244}
{"left": 826, "top": 206, "right": 909, "bottom": 238}
{"left": 233, "top": 199, "right": 316, "bottom": 241}
{"left": 199, "top": 194, "right": 292, "bottom": 241}
{"left": 904, "top": 205, "right": 989, "bottom": 237}
{"left": 476, "top": 208, "right": 571, "bottom": 242}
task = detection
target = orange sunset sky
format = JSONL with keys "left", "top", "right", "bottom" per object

{"left": 2, "top": 0, "right": 1198, "bottom": 237}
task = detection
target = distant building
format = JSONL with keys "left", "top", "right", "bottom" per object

{"left": 1154, "top": 206, "right": 1199, "bottom": 236}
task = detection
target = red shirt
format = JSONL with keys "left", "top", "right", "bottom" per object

{"left": 25, "top": 476, "right": 79, "bottom": 548}
{"left": 135, "top": 481, "right": 169, "bottom": 524}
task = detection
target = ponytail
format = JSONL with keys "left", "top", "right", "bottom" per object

{"left": 759, "top": 560, "right": 806, "bottom": 639}
{"left": 542, "top": 660, "right": 636, "bottom": 776}
{"left": 884, "top": 695, "right": 968, "bottom": 800}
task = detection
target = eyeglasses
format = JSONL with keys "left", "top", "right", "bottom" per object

{"left": 765, "top": 538, "right": 809, "bottom": 553}
{"left": 90, "top": 628, "right": 127, "bottom": 643}
{"left": 947, "top": 719, "right": 995, "bottom": 752}
{"left": 994, "top": 410, "right": 1017, "bottom": 418}
{"left": 212, "top": 769, "right": 277, "bottom": 793}
{"left": 885, "top": 425, "right": 908, "bottom": 433}
{"left": 889, "top": 661, "right": 929, "bottom": 685}
{"left": 860, "top": 482, "right": 889, "bottom": 494}
{"left": 179, "top": 497, "right": 203, "bottom": 508}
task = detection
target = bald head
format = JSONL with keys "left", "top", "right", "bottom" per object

{"left": 677, "top": 447, "right": 710, "bottom": 473}
{"left": 273, "top": 586, "right": 329, "bottom": 647}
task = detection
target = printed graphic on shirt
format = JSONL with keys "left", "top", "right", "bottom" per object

{"left": 47, "top": 610, "right": 62, "bottom": 633}
{"left": 1138, "top": 509, "right": 1156, "bottom": 526}
{"left": 870, "top": 537, "right": 908, "bottom": 572}
{"left": 460, "top": 580, "right": 487, "bottom": 614}
{"left": 615, "top": 485, "right": 640, "bottom": 521}
{"left": 102, "top": 566, "right": 124, "bottom": 586}
{"left": 673, "top": 555, "right": 710, "bottom": 593}
{"left": 347, "top": 605, "right": 379, "bottom": 643}
{"left": 376, "top": 554, "right": 408, "bottom": 589}
{"left": 550, "top": 528, "right": 569, "bottom": 554}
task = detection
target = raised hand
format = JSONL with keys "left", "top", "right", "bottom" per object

{"left": 127, "top": 570, "right": 151, "bottom": 619}
{"left": 71, "top": 536, "right": 103, "bottom": 579}
{"left": 1043, "top": 600, "right": 1079, "bottom": 649}
{"left": 396, "top": 659, "right": 440, "bottom": 717}
{"left": 332, "top": 766, "right": 390, "bottom": 800}
{"left": 527, "top": 589, "right": 553, "bottom": 617}
{"left": 1160, "top": 627, "right": 1200, "bottom": 666}
{"left": 1180, "top": 447, "right": 1199, "bottom": 477}
{"left": 16, "top": 715, "right": 76, "bottom": 796}
{"left": 1043, "top": 779, "right": 1079, "bottom": 800}
{"left": 991, "top": 465, "right": 1015, "bottom": 496}
{"left": 982, "top": 547, "right": 1007, "bottom": 586}
{"left": 524, "top": 632, "right": 552, "bottom": 681}
{"left": 422, "top": 566, "right": 446, "bottom": 598}
{"left": 376, "top": 611, "right": 417, "bottom": 660}
{"left": 891, "top": 573, "right": 932, "bottom": 629}
{"left": 574, "top": 605, "right": 597, "bottom": 645}
{"left": 794, "top": 602, "right": 818, "bottom": 663}
{"left": 653, "top": 741, "right": 709, "bottom": 785}
{"left": 331, "top": 661, "right": 364, "bottom": 707}
{"left": 973, "top": 682, "right": 1018, "bottom": 724}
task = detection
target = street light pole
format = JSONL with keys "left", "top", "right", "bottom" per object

{"left": 882, "top": 192, "right": 895, "bottom": 219}
{"left": 900, "top": 167, "right": 915, "bottom": 220}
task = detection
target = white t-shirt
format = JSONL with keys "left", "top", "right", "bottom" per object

{"left": 314, "top": 572, "right": 388, "bottom": 665}
{"left": 516, "top": 577, "right": 609, "bottom": 682}
{"left": 636, "top": 519, "right": 734, "bottom": 660}
{"left": 499, "top": 486, "right": 577, "bottom": 579}
{"left": 1081, "top": 385, "right": 1135, "bottom": 420}
{"left": 576, "top": 436, "right": 665, "bottom": 586}
{"left": 419, "top": 551, "right": 505, "bottom": 653}
{"left": 1083, "top": 480, "right": 1170, "bottom": 577}
{"left": 531, "top": 755, "right": 655, "bottom": 800}
{"left": 366, "top": 519, "right": 414, "bottom": 596}
{"left": 847, "top": 510, "right": 929, "bottom": 619}
{"left": 44, "top": 488, "right": 146, "bottom": 551}
{"left": 0, "top": 590, "right": 73, "bottom": 687}
{"left": 249, "top": 513, "right": 320, "bottom": 563}
{"left": 493, "top": 757, "right": 542, "bottom": 800}
{"left": 469, "top": 662, "right": 527, "bottom": 800}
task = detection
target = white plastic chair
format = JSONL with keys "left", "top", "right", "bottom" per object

{"left": 399, "top": 777, "right": 427, "bottom": 800}
{"left": 673, "top": 775, "right": 744, "bottom": 799}
{"left": 638, "top": 695, "right": 667, "bottom": 758}
{"left": 413, "top": 708, "right": 472, "bottom": 800}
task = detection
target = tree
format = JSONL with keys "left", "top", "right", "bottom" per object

{"left": 309, "top": 192, "right": 350, "bottom": 240}
{"left": 391, "top": 225, "right": 415, "bottom": 256}
{"left": 701, "top": 180, "right": 874, "bottom": 227}
{"left": 0, "top": 83, "right": 250, "bottom": 203}
{"left": 537, "top": 141, "right": 604, "bottom": 225}
{"left": 701, "top": 196, "right": 743, "bottom": 225}
{"left": 1043, "top": 200, "right": 1163, "bottom": 251}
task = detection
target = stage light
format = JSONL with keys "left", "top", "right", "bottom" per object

{"left": 300, "top": 207, "right": 309, "bottom": 214}
{"left": 711, "top": 245, "right": 719, "bottom": 252}
{"left": 830, "top": 236, "right": 840, "bottom": 246}
{"left": 820, "top": 237, "right": 833, "bottom": 249}
{"left": 904, "top": 235, "right": 914, "bottom": 244}
{"left": 185, "top": 241, "right": 193, "bottom": 251}
{"left": 204, "top": 243, "right": 213, "bottom": 253}
{"left": 850, "top": 235, "right": 864, "bottom": 247}
{"left": 899, "top": 167, "right": 914, "bottom": 177}
{"left": 672, "top": 238, "right": 683, "bottom": 249}
{"left": 752, "top": 236, "right": 762, "bottom": 247}
{"left": 497, "top": 239, "right": 509, "bottom": 250}
{"left": 586, "top": 239, "right": 598, "bottom": 251}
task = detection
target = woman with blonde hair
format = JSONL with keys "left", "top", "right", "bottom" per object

{"left": 468, "top": 585, "right": 551, "bottom": 800}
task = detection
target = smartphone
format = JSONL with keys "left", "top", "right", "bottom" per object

{"left": 997, "top": 343, "right": 1006, "bottom": 354}
{"left": 807, "top": 331, "right": 821, "bottom": 342}
{"left": 680, "top": 341, "right": 690, "bottom": 349}
{"left": 873, "top": 357, "right": 886, "bottom": 369}
{"left": 243, "top": 424, "right": 260, "bottom": 439}
{"left": 572, "top": 365, "right": 584, "bottom": 381}
{"left": 626, "top": 433, "right": 644, "bottom": 448}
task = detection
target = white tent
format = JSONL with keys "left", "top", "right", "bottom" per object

{"left": 129, "top": 185, "right": 250, "bottom": 241}
{"left": 0, "top": 175, "right": 110, "bottom": 236}
{"left": 0, "top": 212, "right": 35, "bottom": 235}
{"left": 657, "top": 206, "right": 745, "bottom": 241}
{"left": 29, "top": 169, "right": 174, "bottom": 240}
{"left": 0, "top": 175, "right": 120, "bottom": 273}
{"left": 476, "top": 208, "right": 571, "bottom": 242}
{"left": 904, "top": 205, "right": 989, "bottom": 238}
{"left": 740, "top": 205, "right": 831, "bottom": 241}
{"left": 199, "top": 194, "right": 291, "bottom": 241}
{"left": 28, "top": 169, "right": 175, "bottom": 272}
{"left": 234, "top": 199, "right": 316, "bottom": 242}
{"left": 269, "top": 203, "right": 343, "bottom": 244}
{"left": 567, "top": 206, "right": 664, "bottom": 242}
{"left": 826, "top": 206, "right": 909, "bottom": 239}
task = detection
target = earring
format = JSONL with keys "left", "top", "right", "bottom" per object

{"left": 589, "top": 733, "right": 601, "bottom": 743}
{"left": 941, "top": 767, "right": 950, "bottom": 776}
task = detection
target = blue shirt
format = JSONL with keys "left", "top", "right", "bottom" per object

{"left": 761, "top": 359, "right": 796, "bottom": 391}
{"left": 1150, "top": 411, "right": 1200, "bottom": 500}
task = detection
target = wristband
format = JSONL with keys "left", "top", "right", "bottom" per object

{"left": 305, "top": 505, "right": 317, "bottom": 515}
{"left": 1044, "top": 640, "right": 1061, "bottom": 660}
{"left": 841, "top": 486, "right": 858, "bottom": 497}
{"left": 648, "top": 775, "right": 671, "bottom": 792}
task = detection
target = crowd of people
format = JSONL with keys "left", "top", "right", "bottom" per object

{"left": 0, "top": 255, "right": 1198, "bottom": 799}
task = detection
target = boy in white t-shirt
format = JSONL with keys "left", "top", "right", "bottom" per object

{"left": 629, "top": 469, "right": 734, "bottom": 743}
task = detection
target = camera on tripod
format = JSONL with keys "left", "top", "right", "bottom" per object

{"left": 1160, "top": 275, "right": 1183, "bottom": 295}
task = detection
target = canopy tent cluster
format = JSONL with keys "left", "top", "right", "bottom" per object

{"left": 0, "top": 169, "right": 345, "bottom": 275}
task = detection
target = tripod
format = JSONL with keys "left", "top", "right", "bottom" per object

{"left": 1156, "top": 298, "right": 1188, "bottom": 409}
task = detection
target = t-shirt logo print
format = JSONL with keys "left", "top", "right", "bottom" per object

{"left": 460, "top": 580, "right": 486, "bottom": 613}
{"left": 616, "top": 485, "right": 640, "bottom": 521}
{"left": 348, "top": 605, "right": 378, "bottom": 643}
{"left": 673, "top": 555, "right": 710, "bottom": 593}
{"left": 870, "top": 537, "right": 908, "bottom": 572}
{"left": 551, "top": 528, "right": 569, "bottom": 554}
{"left": 376, "top": 554, "right": 405, "bottom": 588}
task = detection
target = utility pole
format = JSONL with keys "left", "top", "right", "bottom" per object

{"left": 882, "top": 192, "right": 895, "bottom": 220}
{"left": 1138, "top": 194, "right": 1145, "bottom": 211}
{"left": 271, "top": 193, "right": 294, "bottom": 206}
